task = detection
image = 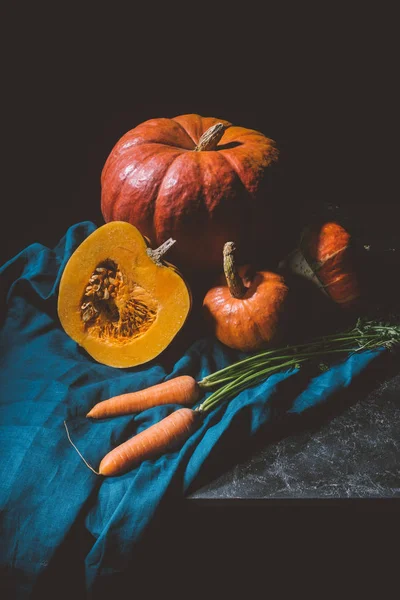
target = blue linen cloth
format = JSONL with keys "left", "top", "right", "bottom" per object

{"left": 0, "top": 222, "right": 383, "bottom": 597}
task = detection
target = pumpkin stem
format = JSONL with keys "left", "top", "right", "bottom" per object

{"left": 223, "top": 242, "right": 247, "bottom": 299}
{"left": 147, "top": 238, "right": 176, "bottom": 265}
{"left": 194, "top": 123, "right": 226, "bottom": 151}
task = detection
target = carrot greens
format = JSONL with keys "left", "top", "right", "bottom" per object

{"left": 196, "top": 319, "right": 400, "bottom": 413}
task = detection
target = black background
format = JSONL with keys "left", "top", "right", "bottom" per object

{"left": 2, "top": 5, "right": 398, "bottom": 597}
{"left": 2, "top": 6, "right": 398, "bottom": 264}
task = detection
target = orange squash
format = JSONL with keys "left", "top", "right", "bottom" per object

{"left": 280, "top": 221, "right": 360, "bottom": 309}
{"left": 100, "top": 114, "right": 280, "bottom": 272}
{"left": 203, "top": 242, "right": 290, "bottom": 352}
{"left": 57, "top": 222, "right": 191, "bottom": 368}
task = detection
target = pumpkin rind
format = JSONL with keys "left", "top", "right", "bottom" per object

{"left": 57, "top": 222, "right": 191, "bottom": 368}
{"left": 101, "top": 114, "right": 280, "bottom": 272}
{"left": 280, "top": 222, "right": 360, "bottom": 309}
{"left": 204, "top": 271, "right": 289, "bottom": 352}
{"left": 203, "top": 243, "right": 290, "bottom": 353}
{"left": 302, "top": 222, "right": 360, "bottom": 309}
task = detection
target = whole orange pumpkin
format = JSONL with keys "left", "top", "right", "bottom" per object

{"left": 303, "top": 221, "right": 360, "bottom": 308}
{"left": 101, "top": 114, "right": 280, "bottom": 272}
{"left": 280, "top": 221, "right": 360, "bottom": 310}
{"left": 203, "top": 242, "right": 290, "bottom": 352}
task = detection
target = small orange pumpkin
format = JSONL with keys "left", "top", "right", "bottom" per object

{"left": 203, "top": 242, "right": 290, "bottom": 352}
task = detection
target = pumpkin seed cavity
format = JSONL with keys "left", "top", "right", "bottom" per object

{"left": 80, "top": 259, "right": 157, "bottom": 343}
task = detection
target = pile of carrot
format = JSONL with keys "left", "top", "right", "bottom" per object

{"left": 65, "top": 318, "right": 400, "bottom": 477}
{"left": 66, "top": 375, "right": 204, "bottom": 477}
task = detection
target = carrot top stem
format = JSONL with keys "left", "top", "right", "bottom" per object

{"left": 196, "top": 319, "right": 400, "bottom": 413}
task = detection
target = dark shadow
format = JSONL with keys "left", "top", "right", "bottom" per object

{"left": 31, "top": 485, "right": 99, "bottom": 600}
{"left": 216, "top": 141, "right": 242, "bottom": 150}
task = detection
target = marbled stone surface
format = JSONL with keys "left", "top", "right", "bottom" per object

{"left": 188, "top": 359, "right": 400, "bottom": 500}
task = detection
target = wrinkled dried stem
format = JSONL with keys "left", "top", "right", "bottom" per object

{"left": 194, "top": 123, "right": 226, "bottom": 151}
{"left": 223, "top": 242, "right": 247, "bottom": 299}
{"left": 147, "top": 238, "right": 176, "bottom": 265}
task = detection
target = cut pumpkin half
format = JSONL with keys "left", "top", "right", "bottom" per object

{"left": 57, "top": 222, "right": 191, "bottom": 367}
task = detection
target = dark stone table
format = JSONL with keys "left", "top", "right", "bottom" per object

{"left": 188, "top": 362, "right": 400, "bottom": 502}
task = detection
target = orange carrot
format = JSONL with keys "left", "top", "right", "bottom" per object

{"left": 87, "top": 376, "right": 201, "bottom": 419}
{"left": 98, "top": 407, "right": 201, "bottom": 476}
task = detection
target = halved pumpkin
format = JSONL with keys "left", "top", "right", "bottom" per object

{"left": 57, "top": 222, "right": 191, "bottom": 367}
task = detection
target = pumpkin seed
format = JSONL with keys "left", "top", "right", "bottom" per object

{"left": 80, "top": 259, "right": 157, "bottom": 342}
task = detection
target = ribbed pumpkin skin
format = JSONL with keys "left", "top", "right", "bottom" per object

{"left": 203, "top": 267, "right": 289, "bottom": 352}
{"left": 303, "top": 222, "right": 360, "bottom": 309}
{"left": 101, "top": 114, "right": 279, "bottom": 272}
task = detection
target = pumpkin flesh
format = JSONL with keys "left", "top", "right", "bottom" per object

{"left": 57, "top": 222, "right": 191, "bottom": 368}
